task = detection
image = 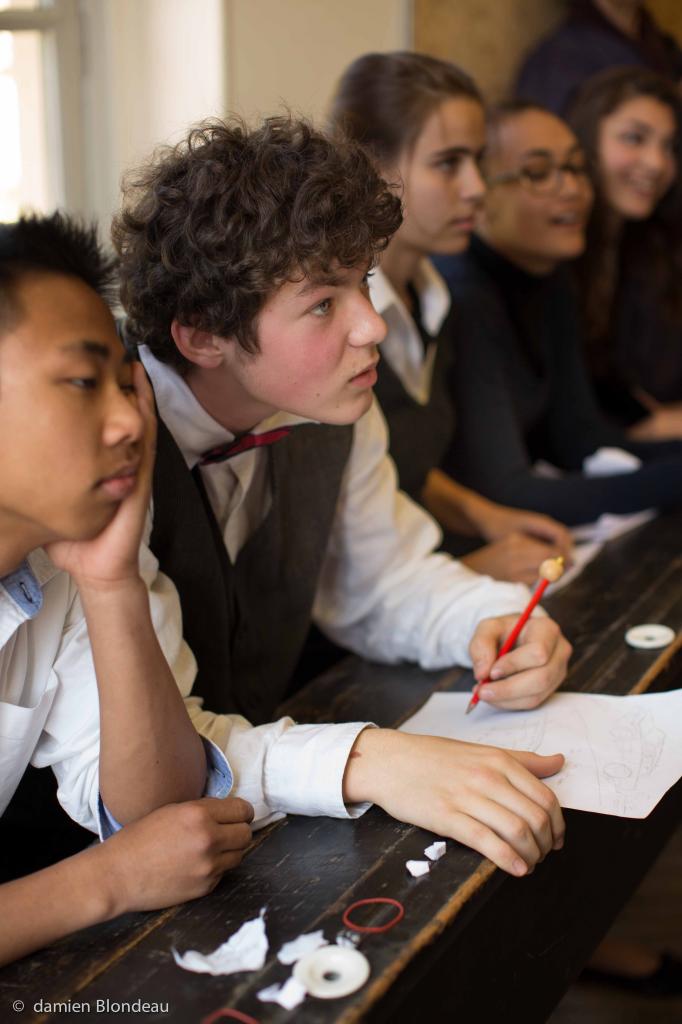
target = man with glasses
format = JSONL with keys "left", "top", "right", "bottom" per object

{"left": 433, "top": 101, "right": 682, "bottom": 526}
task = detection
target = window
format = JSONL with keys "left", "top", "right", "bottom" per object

{"left": 0, "top": 0, "right": 82, "bottom": 220}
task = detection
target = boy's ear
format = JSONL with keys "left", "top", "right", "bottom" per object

{"left": 170, "top": 320, "right": 226, "bottom": 369}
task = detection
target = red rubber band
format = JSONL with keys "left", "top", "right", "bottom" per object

{"left": 342, "top": 896, "right": 405, "bottom": 934}
{"left": 202, "top": 1010, "right": 260, "bottom": 1024}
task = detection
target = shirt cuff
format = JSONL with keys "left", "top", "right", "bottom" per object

{"left": 97, "top": 736, "right": 233, "bottom": 840}
{"left": 203, "top": 735, "right": 233, "bottom": 798}
{"left": 264, "top": 722, "right": 374, "bottom": 819}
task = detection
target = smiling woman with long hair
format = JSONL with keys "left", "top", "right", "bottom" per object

{"left": 568, "top": 66, "right": 682, "bottom": 439}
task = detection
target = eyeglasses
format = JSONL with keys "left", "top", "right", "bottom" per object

{"left": 486, "top": 157, "right": 592, "bottom": 195}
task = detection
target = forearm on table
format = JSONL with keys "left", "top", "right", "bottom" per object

{"left": 0, "top": 843, "right": 121, "bottom": 967}
{"left": 79, "top": 578, "right": 205, "bottom": 822}
{"left": 342, "top": 727, "right": 394, "bottom": 805}
{"left": 485, "top": 460, "right": 682, "bottom": 526}
{"left": 320, "top": 552, "right": 530, "bottom": 671}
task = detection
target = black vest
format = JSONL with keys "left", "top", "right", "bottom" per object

{"left": 150, "top": 418, "right": 353, "bottom": 723}
{"left": 374, "top": 315, "right": 456, "bottom": 502}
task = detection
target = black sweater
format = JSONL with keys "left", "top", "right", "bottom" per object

{"left": 588, "top": 267, "right": 682, "bottom": 427}
{"left": 434, "top": 238, "right": 682, "bottom": 526}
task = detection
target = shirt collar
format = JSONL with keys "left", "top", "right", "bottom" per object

{"left": 370, "top": 259, "right": 451, "bottom": 337}
{"left": 0, "top": 549, "right": 57, "bottom": 621}
{"left": 0, "top": 562, "right": 43, "bottom": 619}
{"left": 139, "top": 346, "right": 311, "bottom": 469}
{"left": 370, "top": 261, "right": 450, "bottom": 405}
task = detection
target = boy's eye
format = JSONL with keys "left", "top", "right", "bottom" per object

{"left": 311, "top": 297, "right": 332, "bottom": 317}
{"left": 621, "top": 131, "right": 645, "bottom": 146}
{"left": 119, "top": 382, "right": 137, "bottom": 396}
{"left": 68, "top": 377, "right": 98, "bottom": 390}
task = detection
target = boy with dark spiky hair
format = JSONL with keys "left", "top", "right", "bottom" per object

{"left": 0, "top": 214, "right": 253, "bottom": 966}
{"left": 113, "top": 116, "right": 571, "bottom": 878}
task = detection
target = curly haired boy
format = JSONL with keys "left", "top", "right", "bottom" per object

{"left": 113, "top": 116, "right": 571, "bottom": 878}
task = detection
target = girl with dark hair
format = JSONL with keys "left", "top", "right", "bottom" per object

{"left": 568, "top": 65, "right": 682, "bottom": 438}
{"left": 330, "top": 52, "right": 572, "bottom": 585}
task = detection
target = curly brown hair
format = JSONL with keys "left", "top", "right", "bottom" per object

{"left": 113, "top": 116, "right": 402, "bottom": 372}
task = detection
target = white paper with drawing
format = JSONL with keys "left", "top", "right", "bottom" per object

{"left": 400, "top": 690, "right": 682, "bottom": 818}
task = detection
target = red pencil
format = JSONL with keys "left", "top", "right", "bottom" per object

{"left": 465, "top": 556, "right": 565, "bottom": 714}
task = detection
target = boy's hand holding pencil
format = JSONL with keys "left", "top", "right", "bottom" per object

{"left": 467, "top": 557, "right": 569, "bottom": 713}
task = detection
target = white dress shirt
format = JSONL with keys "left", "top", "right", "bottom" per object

{"left": 0, "top": 544, "right": 365, "bottom": 835}
{"left": 369, "top": 260, "right": 451, "bottom": 405}
{"left": 0, "top": 550, "right": 233, "bottom": 836}
{"left": 140, "top": 346, "right": 533, "bottom": 673}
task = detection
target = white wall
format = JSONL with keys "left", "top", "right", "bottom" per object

{"left": 80, "top": 0, "right": 225, "bottom": 229}
{"left": 79, "top": 0, "right": 411, "bottom": 232}
{"left": 226, "top": 0, "right": 412, "bottom": 122}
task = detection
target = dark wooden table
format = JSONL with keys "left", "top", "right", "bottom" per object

{"left": 1, "top": 513, "right": 681, "bottom": 1024}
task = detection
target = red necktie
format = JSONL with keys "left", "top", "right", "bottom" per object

{"left": 199, "top": 426, "right": 293, "bottom": 466}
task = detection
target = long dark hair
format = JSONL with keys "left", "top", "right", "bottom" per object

{"left": 567, "top": 66, "right": 682, "bottom": 349}
{"left": 329, "top": 51, "right": 481, "bottom": 164}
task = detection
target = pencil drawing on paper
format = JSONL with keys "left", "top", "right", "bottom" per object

{"left": 470, "top": 707, "right": 599, "bottom": 800}
{"left": 468, "top": 713, "right": 547, "bottom": 755}
{"left": 400, "top": 690, "right": 682, "bottom": 818}
{"left": 601, "top": 710, "right": 665, "bottom": 815}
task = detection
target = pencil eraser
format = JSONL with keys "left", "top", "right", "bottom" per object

{"left": 539, "top": 557, "right": 564, "bottom": 583}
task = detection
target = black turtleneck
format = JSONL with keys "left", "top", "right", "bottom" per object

{"left": 433, "top": 237, "right": 682, "bottom": 526}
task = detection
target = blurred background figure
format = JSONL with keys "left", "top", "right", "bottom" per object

{"left": 568, "top": 66, "right": 682, "bottom": 438}
{"left": 433, "top": 101, "right": 682, "bottom": 526}
{"left": 515, "top": 0, "right": 682, "bottom": 115}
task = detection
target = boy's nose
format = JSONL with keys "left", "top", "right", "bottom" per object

{"left": 105, "top": 387, "right": 144, "bottom": 447}
{"left": 349, "top": 298, "right": 387, "bottom": 347}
